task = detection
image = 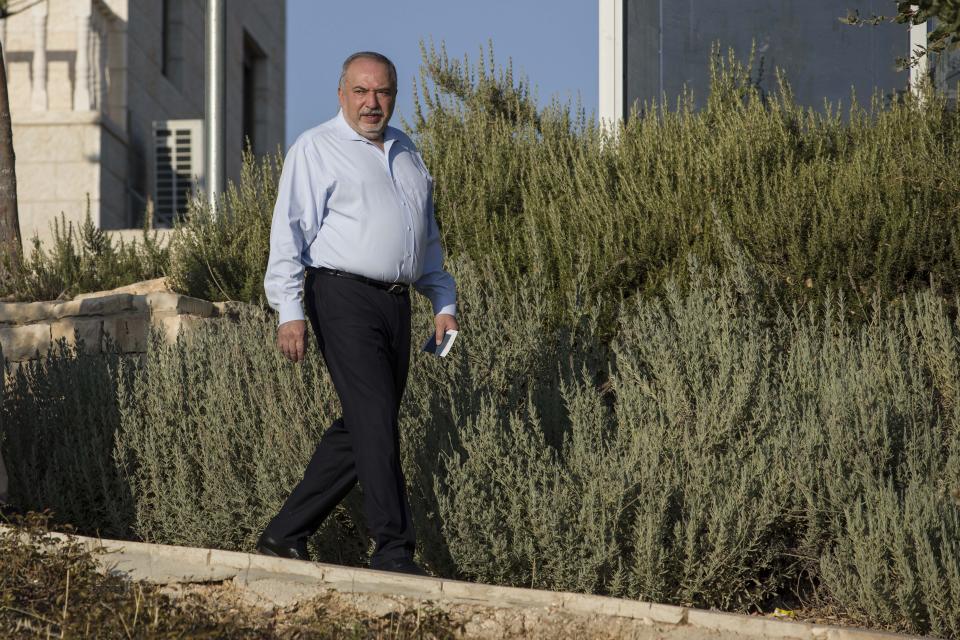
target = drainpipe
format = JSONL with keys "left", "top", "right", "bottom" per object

{"left": 204, "top": 0, "right": 226, "bottom": 211}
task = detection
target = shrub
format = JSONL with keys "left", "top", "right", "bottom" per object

{"left": 166, "top": 149, "right": 280, "bottom": 304}
{"left": 434, "top": 256, "right": 960, "bottom": 635}
{"left": 6, "top": 45, "right": 960, "bottom": 321}
{"left": 1, "top": 209, "right": 168, "bottom": 302}
{"left": 112, "top": 307, "right": 362, "bottom": 560}
{"left": 3, "top": 251, "right": 960, "bottom": 635}
{"left": 414, "top": 43, "right": 960, "bottom": 320}
{"left": 436, "top": 253, "right": 794, "bottom": 608}
{"left": 111, "top": 258, "right": 601, "bottom": 569}
{"left": 1, "top": 343, "right": 132, "bottom": 537}
{"left": 135, "top": 43, "right": 960, "bottom": 324}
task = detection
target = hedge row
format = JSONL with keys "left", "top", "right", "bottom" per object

{"left": 3, "top": 251, "right": 960, "bottom": 635}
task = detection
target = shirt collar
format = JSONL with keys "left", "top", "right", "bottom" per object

{"left": 334, "top": 109, "right": 398, "bottom": 146}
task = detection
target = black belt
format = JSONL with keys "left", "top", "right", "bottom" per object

{"left": 308, "top": 267, "right": 409, "bottom": 294}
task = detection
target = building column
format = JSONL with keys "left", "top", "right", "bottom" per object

{"left": 598, "top": 0, "right": 624, "bottom": 130}
{"left": 74, "top": 1, "right": 93, "bottom": 111}
{"left": 31, "top": 1, "right": 49, "bottom": 111}
{"left": 909, "top": 5, "right": 929, "bottom": 97}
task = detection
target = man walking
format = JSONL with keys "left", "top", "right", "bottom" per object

{"left": 259, "top": 51, "right": 457, "bottom": 575}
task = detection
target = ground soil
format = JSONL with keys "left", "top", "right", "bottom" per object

{"left": 166, "top": 580, "right": 754, "bottom": 640}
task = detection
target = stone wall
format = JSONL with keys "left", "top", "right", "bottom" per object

{"left": 0, "top": 287, "right": 233, "bottom": 370}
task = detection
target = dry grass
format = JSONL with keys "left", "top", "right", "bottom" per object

{"left": 0, "top": 513, "right": 458, "bottom": 639}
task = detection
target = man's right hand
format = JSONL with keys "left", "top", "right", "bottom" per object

{"left": 277, "top": 320, "right": 307, "bottom": 363}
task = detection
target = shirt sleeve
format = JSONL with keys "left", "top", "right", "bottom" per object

{"left": 413, "top": 184, "right": 457, "bottom": 317}
{"left": 264, "top": 138, "right": 327, "bottom": 325}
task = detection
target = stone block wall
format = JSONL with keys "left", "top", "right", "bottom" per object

{"left": 0, "top": 290, "right": 234, "bottom": 370}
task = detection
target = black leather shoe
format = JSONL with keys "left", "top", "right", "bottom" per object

{"left": 256, "top": 533, "right": 311, "bottom": 561}
{"left": 371, "top": 557, "right": 429, "bottom": 576}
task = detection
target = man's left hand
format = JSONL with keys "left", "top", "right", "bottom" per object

{"left": 434, "top": 313, "right": 459, "bottom": 345}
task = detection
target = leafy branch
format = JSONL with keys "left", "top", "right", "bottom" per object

{"left": 842, "top": 1, "right": 959, "bottom": 68}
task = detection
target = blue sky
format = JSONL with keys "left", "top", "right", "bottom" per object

{"left": 285, "top": 0, "right": 598, "bottom": 147}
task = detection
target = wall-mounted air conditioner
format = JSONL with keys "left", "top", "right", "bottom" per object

{"left": 152, "top": 119, "right": 204, "bottom": 227}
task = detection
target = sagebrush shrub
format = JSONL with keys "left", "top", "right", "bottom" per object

{"left": 433, "top": 257, "right": 960, "bottom": 634}
{"left": 414, "top": 43, "right": 960, "bottom": 322}
{"left": 6, "top": 251, "right": 960, "bottom": 634}
{"left": 1, "top": 210, "right": 168, "bottom": 302}
{"left": 167, "top": 150, "right": 280, "bottom": 304}
{"left": 1, "top": 343, "right": 132, "bottom": 536}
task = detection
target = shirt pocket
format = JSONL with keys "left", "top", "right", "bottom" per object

{"left": 394, "top": 150, "right": 433, "bottom": 212}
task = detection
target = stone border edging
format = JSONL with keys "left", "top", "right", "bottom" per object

{"left": 9, "top": 528, "right": 925, "bottom": 640}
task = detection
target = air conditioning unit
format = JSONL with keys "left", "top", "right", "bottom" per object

{"left": 152, "top": 119, "right": 204, "bottom": 227}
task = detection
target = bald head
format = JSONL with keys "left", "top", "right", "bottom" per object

{"left": 339, "top": 51, "right": 397, "bottom": 92}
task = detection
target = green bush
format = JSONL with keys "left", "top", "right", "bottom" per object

{"left": 436, "top": 255, "right": 960, "bottom": 638}
{"left": 159, "top": 44, "right": 960, "bottom": 323}
{"left": 3, "top": 252, "right": 960, "bottom": 635}
{"left": 5, "top": 45, "right": 960, "bottom": 321}
{"left": 167, "top": 149, "right": 280, "bottom": 304}
{"left": 2, "top": 209, "right": 168, "bottom": 302}
{"left": 112, "top": 308, "right": 368, "bottom": 562}
{"left": 1, "top": 343, "right": 132, "bottom": 537}
{"left": 414, "top": 43, "right": 960, "bottom": 321}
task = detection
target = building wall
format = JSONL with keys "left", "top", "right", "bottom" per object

{"left": 124, "top": 0, "right": 206, "bottom": 226}
{"left": 120, "top": 0, "right": 285, "bottom": 226}
{"left": 623, "top": 0, "right": 908, "bottom": 114}
{"left": 3, "top": 0, "right": 285, "bottom": 245}
{"left": 5, "top": 0, "right": 130, "bottom": 243}
{"left": 223, "top": 2, "right": 286, "bottom": 179}
{"left": 10, "top": 115, "right": 103, "bottom": 242}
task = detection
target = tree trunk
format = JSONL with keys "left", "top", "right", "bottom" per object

{"left": 0, "top": 39, "right": 21, "bottom": 274}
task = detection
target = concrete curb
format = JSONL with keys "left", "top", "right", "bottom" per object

{"left": 14, "top": 528, "right": 926, "bottom": 640}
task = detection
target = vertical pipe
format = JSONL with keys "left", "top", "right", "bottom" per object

{"left": 74, "top": 1, "right": 92, "bottom": 111}
{"left": 205, "top": 0, "right": 226, "bottom": 210}
{"left": 658, "top": 0, "right": 663, "bottom": 97}
{"left": 31, "top": 1, "right": 48, "bottom": 112}
{"left": 615, "top": 0, "right": 623, "bottom": 120}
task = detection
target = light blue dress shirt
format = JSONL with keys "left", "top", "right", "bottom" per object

{"left": 264, "top": 111, "right": 457, "bottom": 325}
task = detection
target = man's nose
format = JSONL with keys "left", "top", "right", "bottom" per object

{"left": 363, "top": 92, "right": 378, "bottom": 108}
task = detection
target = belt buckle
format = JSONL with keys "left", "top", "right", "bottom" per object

{"left": 387, "top": 283, "right": 405, "bottom": 294}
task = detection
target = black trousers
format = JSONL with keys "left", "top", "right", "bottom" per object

{"left": 264, "top": 270, "right": 415, "bottom": 565}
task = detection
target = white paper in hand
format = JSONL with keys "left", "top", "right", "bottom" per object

{"left": 422, "top": 329, "right": 458, "bottom": 357}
